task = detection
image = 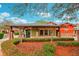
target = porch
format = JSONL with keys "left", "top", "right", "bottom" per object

{"left": 8, "top": 24, "right": 60, "bottom": 40}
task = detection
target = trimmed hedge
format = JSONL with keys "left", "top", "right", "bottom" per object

{"left": 22, "top": 38, "right": 51, "bottom": 42}
{"left": 43, "top": 44, "right": 56, "bottom": 56}
{"left": 1, "top": 40, "right": 26, "bottom": 56}
{"left": 13, "top": 38, "right": 74, "bottom": 45}
{"left": 52, "top": 37, "right": 74, "bottom": 41}
{"left": 23, "top": 38, "right": 74, "bottom": 42}
{"left": 0, "top": 32, "right": 4, "bottom": 39}
{"left": 57, "top": 41, "right": 79, "bottom": 46}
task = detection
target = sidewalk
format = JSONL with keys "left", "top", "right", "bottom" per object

{"left": 0, "top": 35, "right": 9, "bottom": 56}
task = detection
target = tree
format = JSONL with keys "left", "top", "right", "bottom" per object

{"left": 12, "top": 3, "right": 79, "bottom": 23}
{"left": 35, "top": 20, "right": 48, "bottom": 24}
{"left": 12, "top": 3, "right": 48, "bottom": 17}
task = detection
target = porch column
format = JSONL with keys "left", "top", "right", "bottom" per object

{"left": 19, "top": 28, "right": 25, "bottom": 39}
{"left": 9, "top": 26, "right": 14, "bottom": 40}
{"left": 58, "top": 27, "right": 61, "bottom": 37}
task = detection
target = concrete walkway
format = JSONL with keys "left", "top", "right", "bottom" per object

{"left": 0, "top": 42, "right": 3, "bottom": 56}
{"left": 0, "top": 35, "right": 9, "bottom": 56}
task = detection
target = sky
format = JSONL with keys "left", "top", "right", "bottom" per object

{"left": 0, "top": 3, "right": 79, "bottom": 24}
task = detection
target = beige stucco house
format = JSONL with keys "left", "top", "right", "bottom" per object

{"left": 8, "top": 23, "right": 60, "bottom": 40}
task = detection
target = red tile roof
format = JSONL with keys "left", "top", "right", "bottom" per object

{"left": 60, "top": 22, "right": 75, "bottom": 27}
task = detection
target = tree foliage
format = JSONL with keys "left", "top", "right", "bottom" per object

{"left": 12, "top": 3, "right": 79, "bottom": 22}
{"left": 35, "top": 20, "right": 48, "bottom": 24}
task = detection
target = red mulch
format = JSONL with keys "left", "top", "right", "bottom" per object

{"left": 56, "top": 46, "right": 79, "bottom": 56}
{"left": 16, "top": 42, "right": 52, "bottom": 54}
{"left": 16, "top": 41, "right": 79, "bottom": 56}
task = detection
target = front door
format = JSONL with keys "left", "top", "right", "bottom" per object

{"left": 26, "top": 30, "right": 30, "bottom": 38}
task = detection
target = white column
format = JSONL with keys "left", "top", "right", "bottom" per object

{"left": 43, "top": 30, "right": 45, "bottom": 36}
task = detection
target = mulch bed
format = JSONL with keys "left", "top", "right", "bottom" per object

{"left": 16, "top": 42, "right": 51, "bottom": 54}
{"left": 56, "top": 46, "right": 79, "bottom": 56}
{"left": 16, "top": 41, "right": 79, "bottom": 56}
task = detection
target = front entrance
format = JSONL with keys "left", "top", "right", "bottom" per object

{"left": 26, "top": 30, "right": 30, "bottom": 38}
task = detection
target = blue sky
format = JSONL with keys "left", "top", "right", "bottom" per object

{"left": 0, "top": 3, "right": 78, "bottom": 24}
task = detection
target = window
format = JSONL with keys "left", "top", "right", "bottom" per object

{"left": 49, "top": 30, "right": 52, "bottom": 36}
{"left": 39, "top": 30, "right": 43, "bottom": 36}
{"left": 45, "top": 30, "right": 48, "bottom": 35}
{"left": 39, "top": 30, "right": 52, "bottom": 36}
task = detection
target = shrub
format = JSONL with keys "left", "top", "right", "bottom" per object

{"left": 13, "top": 37, "right": 74, "bottom": 43}
{"left": 52, "top": 37, "right": 74, "bottom": 41}
{"left": 70, "top": 42, "right": 79, "bottom": 46}
{"left": 0, "top": 32, "right": 4, "bottom": 39}
{"left": 12, "top": 38, "right": 20, "bottom": 45}
{"left": 14, "top": 32, "right": 19, "bottom": 35}
{"left": 1, "top": 40, "right": 26, "bottom": 56}
{"left": 57, "top": 41, "right": 70, "bottom": 46}
{"left": 57, "top": 41, "right": 79, "bottom": 46}
{"left": 43, "top": 44, "right": 56, "bottom": 56}
{"left": 22, "top": 38, "right": 51, "bottom": 42}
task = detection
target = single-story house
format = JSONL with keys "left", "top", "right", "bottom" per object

{"left": 7, "top": 22, "right": 79, "bottom": 40}
{"left": 8, "top": 23, "right": 60, "bottom": 40}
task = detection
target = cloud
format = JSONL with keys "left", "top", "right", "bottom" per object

{"left": 0, "top": 18, "right": 4, "bottom": 23}
{"left": 9, "top": 17, "right": 27, "bottom": 24}
{"left": 0, "top": 4, "right": 2, "bottom": 8}
{"left": 54, "top": 20, "right": 63, "bottom": 24}
{"left": 38, "top": 12, "right": 51, "bottom": 18}
{"left": 1, "top": 12, "right": 10, "bottom": 17}
{"left": 0, "top": 12, "right": 28, "bottom": 24}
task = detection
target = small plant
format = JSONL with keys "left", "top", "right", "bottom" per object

{"left": 12, "top": 38, "right": 20, "bottom": 45}
{"left": 14, "top": 32, "right": 19, "bottom": 35}
{"left": 0, "top": 32, "right": 4, "bottom": 39}
{"left": 43, "top": 43, "right": 55, "bottom": 56}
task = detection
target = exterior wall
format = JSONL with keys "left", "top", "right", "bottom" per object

{"left": 30, "top": 28, "right": 57, "bottom": 38}
{"left": 75, "top": 30, "right": 79, "bottom": 40}
{"left": 60, "top": 28, "right": 75, "bottom": 38}
{"left": 30, "top": 30, "right": 37, "bottom": 38}
{"left": 60, "top": 23, "right": 75, "bottom": 38}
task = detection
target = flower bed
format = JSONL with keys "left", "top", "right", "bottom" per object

{"left": 1, "top": 38, "right": 78, "bottom": 56}
{"left": 56, "top": 41, "right": 79, "bottom": 56}
{"left": 1, "top": 39, "right": 56, "bottom": 56}
{"left": 56, "top": 46, "right": 79, "bottom": 56}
